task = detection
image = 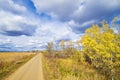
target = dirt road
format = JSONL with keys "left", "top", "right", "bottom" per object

{"left": 6, "top": 53, "right": 44, "bottom": 80}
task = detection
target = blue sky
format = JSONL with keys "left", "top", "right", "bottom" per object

{"left": 0, "top": 0, "right": 120, "bottom": 51}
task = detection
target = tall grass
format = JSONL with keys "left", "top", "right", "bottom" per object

{"left": 0, "top": 52, "right": 36, "bottom": 80}
{"left": 42, "top": 51, "right": 106, "bottom": 80}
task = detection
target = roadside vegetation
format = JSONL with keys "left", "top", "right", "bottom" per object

{"left": 42, "top": 17, "right": 120, "bottom": 80}
{"left": 0, "top": 52, "right": 36, "bottom": 80}
{"left": 42, "top": 50, "right": 106, "bottom": 80}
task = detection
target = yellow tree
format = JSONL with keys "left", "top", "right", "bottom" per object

{"left": 81, "top": 20, "right": 120, "bottom": 80}
{"left": 81, "top": 24, "right": 100, "bottom": 63}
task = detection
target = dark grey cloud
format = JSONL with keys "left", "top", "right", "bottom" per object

{"left": 0, "top": 24, "right": 37, "bottom": 36}
{"left": 32, "top": 0, "right": 120, "bottom": 22}
{"left": 32, "top": 0, "right": 120, "bottom": 34}
{"left": 73, "top": 1, "right": 120, "bottom": 23}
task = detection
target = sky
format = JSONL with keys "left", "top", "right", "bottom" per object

{"left": 0, "top": 0, "right": 120, "bottom": 51}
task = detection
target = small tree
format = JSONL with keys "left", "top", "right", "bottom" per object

{"left": 112, "top": 16, "right": 120, "bottom": 33}
{"left": 59, "top": 40, "right": 65, "bottom": 50}
{"left": 46, "top": 42, "right": 54, "bottom": 55}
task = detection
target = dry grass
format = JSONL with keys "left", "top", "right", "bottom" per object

{"left": 0, "top": 52, "right": 36, "bottom": 80}
{"left": 42, "top": 53, "right": 106, "bottom": 80}
{"left": 0, "top": 52, "right": 35, "bottom": 63}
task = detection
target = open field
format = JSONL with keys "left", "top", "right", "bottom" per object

{"left": 0, "top": 52, "right": 36, "bottom": 80}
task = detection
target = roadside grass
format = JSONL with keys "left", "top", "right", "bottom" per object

{"left": 0, "top": 52, "right": 36, "bottom": 80}
{"left": 42, "top": 52, "right": 106, "bottom": 80}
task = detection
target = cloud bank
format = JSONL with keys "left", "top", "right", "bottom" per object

{"left": 0, "top": 0, "right": 120, "bottom": 51}
{"left": 32, "top": 0, "right": 120, "bottom": 33}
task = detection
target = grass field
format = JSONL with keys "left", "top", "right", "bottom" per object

{"left": 42, "top": 52, "right": 106, "bottom": 80}
{"left": 0, "top": 52, "right": 36, "bottom": 80}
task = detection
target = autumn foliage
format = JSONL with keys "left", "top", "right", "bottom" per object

{"left": 81, "top": 19, "right": 120, "bottom": 80}
{"left": 44, "top": 17, "right": 120, "bottom": 80}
